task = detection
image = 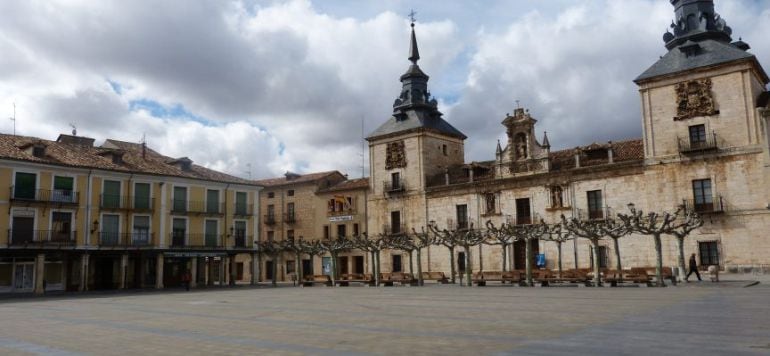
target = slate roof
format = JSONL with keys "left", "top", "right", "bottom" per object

{"left": 367, "top": 110, "right": 467, "bottom": 141}
{"left": 253, "top": 171, "right": 343, "bottom": 188}
{"left": 635, "top": 39, "right": 766, "bottom": 83}
{"left": 0, "top": 134, "right": 257, "bottom": 185}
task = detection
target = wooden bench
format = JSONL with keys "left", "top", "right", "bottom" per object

{"left": 302, "top": 274, "right": 332, "bottom": 287}
{"left": 473, "top": 271, "right": 523, "bottom": 286}
{"left": 633, "top": 267, "right": 676, "bottom": 286}
{"left": 379, "top": 272, "right": 394, "bottom": 286}
{"left": 549, "top": 270, "right": 589, "bottom": 285}
{"left": 335, "top": 273, "right": 375, "bottom": 286}
{"left": 391, "top": 272, "right": 417, "bottom": 286}
{"left": 421, "top": 271, "right": 449, "bottom": 284}
{"left": 532, "top": 269, "right": 553, "bottom": 286}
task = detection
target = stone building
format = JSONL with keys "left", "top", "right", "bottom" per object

{"left": 367, "top": 0, "right": 770, "bottom": 276}
{"left": 0, "top": 134, "right": 261, "bottom": 294}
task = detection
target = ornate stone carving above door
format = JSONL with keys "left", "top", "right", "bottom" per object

{"left": 674, "top": 78, "right": 718, "bottom": 121}
{"left": 385, "top": 141, "right": 407, "bottom": 170}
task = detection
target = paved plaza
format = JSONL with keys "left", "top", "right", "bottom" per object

{"left": 0, "top": 282, "right": 769, "bottom": 355}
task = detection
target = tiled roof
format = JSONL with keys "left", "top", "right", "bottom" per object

{"left": 317, "top": 177, "right": 370, "bottom": 193}
{"left": 0, "top": 134, "right": 257, "bottom": 185}
{"left": 253, "top": 171, "right": 343, "bottom": 188}
{"left": 550, "top": 139, "right": 644, "bottom": 171}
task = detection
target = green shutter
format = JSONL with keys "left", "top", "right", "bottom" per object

{"left": 205, "top": 220, "right": 218, "bottom": 247}
{"left": 206, "top": 190, "right": 219, "bottom": 213}
{"left": 103, "top": 180, "right": 121, "bottom": 208}
{"left": 14, "top": 172, "right": 36, "bottom": 199}
{"left": 134, "top": 183, "right": 151, "bottom": 209}
{"left": 173, "top": 187, "right": 187, "bottom": 212}
{"left": 235, "top": 192, "right": 247, "bottom": 215}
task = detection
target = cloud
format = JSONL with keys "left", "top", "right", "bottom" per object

{"left": 0, "top": 0, "right": 767, "bottom": 180}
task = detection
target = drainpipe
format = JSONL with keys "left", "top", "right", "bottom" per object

{"left": 84, "top": 169, "right": 93, "bottom": 246}
{"left": 607, "top": 141, "right": 614, "bottom": 164}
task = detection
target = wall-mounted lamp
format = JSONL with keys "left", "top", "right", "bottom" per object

{"left": 90, "top": 219, "right": 99, "bottom": 234}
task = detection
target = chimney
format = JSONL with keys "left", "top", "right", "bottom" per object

{"left": 607, "top": 141, "right": 614, "bottom": 164}
{"left": 574, "top": 148, "right": 581, "bottom": 168}
{"left": 57, "top": 134, "right": 95, "bottom": 147}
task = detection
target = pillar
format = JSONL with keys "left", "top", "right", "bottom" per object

{"left": 155, "top": 253, "right": 164, "bottom": 289}
{"left": 207, "top": 258, "right": 214, "bottom": 286}
{"left": 190, "top": 257, "right": 198, "bottom": 289}
{"left": 139, "top": 255, "right": 146, "bottom": 287}
{"left": 230, "top": 255, "right": 237, "bottom": 286}
{"left": 251, "top": 253, "right": 259, "bottom": 285}
{"left": 33, "top": 253, "right": 45, "bottom": 295}
{"left": 79, "top": 253, "right": 89, "bottom": 292}
{"left": 219, "top": 257, "right": 226, "bottom": 286}
{"left": 119, "top": 254, "right": 129, "bottom": 289}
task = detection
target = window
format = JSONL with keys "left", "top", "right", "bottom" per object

{"left": 287, "top": 229, "right": 294, "bottom": 242}
{"left": 590, "top": 246, "right": 608, "bottom": 269}
{"left": 515, "top": 198, "right": 531, "bottom": 225}
{"left": 328, "top": 196, "right": 354, "bottom": 214}
{"left": 391, "top": 172, "right": 401, "bottom": 190}
{"left": 323, "top": 226, "right": 330, "bottom": 239}
{"left": 267, "top": 231, "right": 274, "bottom": 242}
{"left": 484, "top": 193, "right": 496, "bottom": 215}
{"left": 353, "top": 223, "right": 359, "bottom": 236}
{"left": 699, "top": 241, "right": 720, "bottom": 266}
{"left": 456, "top": 204, "right": 468, "bottom": 229}
{"left": 267, "top": 204, "right": 275, "bottom": 218}
{"left": 134, "top": 183, "right": 151, "bottom": 210}
{"left": 103, "top": 180, "right": 121, "bottom": 209}
{"left": 390, "top": 211, "right": 401, "bottom": 234}
{"left": 173, "top": 186, "right": 187, "bottom": 212}
{"left": 286, "top": 260, "right": 296, "bottom": 274}
{"left": 267, "top": 192, "right": 275, "bottom": 199}
{"left": 51, "top": 212, "right": 72, "bottom": 242}
{"left": 442, "top": 144, "right": 448, "bottom": 156}
{"left": 172, "top": 218, "right": 186, "bottom": 246}
{"left": 457, "top": 252, "right": 466, "bottom": 272}
{"left": 392, "top": 255, "right": 402, "bottom": 273}
{"left": 13, "top": 172, "right": 36, "bottom": 200}
{"left": 204, "top": 220, "right": 218, "bottom": 247}
{"left": 692, "top": 179, "right": 713, "bottom": 212}
{"left": 53, "top": 176, "right": 74, "bottom": 203}
{"left": 234, "top": 221, "right": 247, "bottom": 247}
{"left": 206, "top": 189, "right": 220, "bottom": 214}
{"left": 287, "top": 202, "right": 295, "bottom": 219}
{"left": 587, "top": 190, "right": 603, "bottom": 220}
{"left": 287, "top": 190, "right": 294, "bottom": 197}
{"left": 337, "top": 224, "right": 347, "bottom": 238}
{"left": 132, "top": 216, "right": 150, "bottom": 245}
{"left": 32, "top": 145, "right": 45, "bottom": 157}
{"left": 235, "top": 192, "right": 248, "bottom": 215}
{"left": 550, "top": 186, "right": 564, "bottom": 208}
{"left": 689, "top": 124, "right": 707, "bottom": 147}
{"left": 101, "top": 214, "right": 120, "bottom": 245}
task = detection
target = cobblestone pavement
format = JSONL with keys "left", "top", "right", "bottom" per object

{"left": 0, "top": 283, "right": 768, "bottom": 355}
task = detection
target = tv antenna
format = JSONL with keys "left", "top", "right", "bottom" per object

{"left": 69, "top": 123, "right": 77, "bottom": 136}
{"left": 8, "top": 102, "right": 15, "bottom": 136}
{"left": 244, "top": 163, "right": 252, "bottom": 179}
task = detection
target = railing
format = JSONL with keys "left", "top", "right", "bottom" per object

{"left": 7, "top": 230, "right": 76, "bottom": 245}
{"left": 170, "top": 200, "right": 224, "bottom": 215}
{"left": 515, "top": 216, "right": 532, "bottom": 226}
{"left": 383, "top": 181, "right": 406, "bottom": 194}
{"left": 233, "top": 235, "right": 253, "bottom": 248}
{"left": 264, "top": 214, "right": 276, "bottom": 225}
{"left": 382, "top": 224, "right": 407, "bottom": 235}
{"left": 574, "top": 208, "right": 611, "bottom": 221}
{"left": 284, "top": 213, "right": 296, "bottom": 224}
{"left": 234, "top": 203, "right": 253, "bottom": 217}
{"left": 100, "top": 195, "right": 154, "bottom": 211}
{"left": 678, "top": 132, "right": 718, "bottom": 153}
{"left": 168, "top": 233, "right": 223, "bottom": 248}
{"left": 328, "top": 209, "right": 355, "bottom": 217}
{"left": 684, "top": 196, "right": 725, "bottom": 214}
{"left": 98, "top": 232, "right": 153, "bottom": 247}
{"left": 9, "top": 187, "right": 79, "bottom": 205}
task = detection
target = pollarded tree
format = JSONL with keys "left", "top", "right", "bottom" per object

{"left": 544, "top": 222, "right": 573, "bottom": 277}
{"left": 429, "top": 224, "right": 460, "bottom": 284}
{"left": 595, "top": 218, "right": 631, "bottom": 277}
{"left": 390, "top": 233, "right": 417, "bottom": 275}
{"left": 503, "top": 222, "right": 547, "bottom": 286}
{"left": 454, "top": 224, "right": 487, "bottom": 286}
{"left": 320, "top": 236, "right": 354, "bottom": 285}
{"left": 485, "top": 220, "right": 515, "bottom": 272}
{"left": 410, "top": 227, "right": 436, "bottom": 286}
{"left": 299, "top": 238, "right": 326, "bottom": 277}
{"left": 618, "top": 204, "right": 682, "bottom": 287}
{"left": 561, "top": 216, "right": 608, "bottom": 287}
{"left": 281, "top": 237, "right": 306, "bottom": 286}
{"left": 666, "top": 207, "right": 704, "bottom": 279}
{"left": 352, "top": 233, "right": 392, "bottom": 286}
{"left": 256, "top": 239, "right": 285, "bottom": 287}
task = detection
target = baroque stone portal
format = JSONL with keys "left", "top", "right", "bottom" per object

{"left": 385, "top": 141, "right": 407, "bottom": 170}
{"left": 674, "top": 78, "right": 718, "bottom": 121}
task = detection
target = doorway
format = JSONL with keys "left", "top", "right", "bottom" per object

{"left": 302, "top": 259, "right": 312, "bottom": 278}
{"left": 93, "top": 257, "right": 115, "bottom": 290}
{"left": 338, "top": 256, "right": 349, "bottom": 275}
{"left": 513, "top": 239, "right": 539, "bottom": 270}
{"left": 391, "top": 254, "right": 402, "bottom": 272}
{"left": 353, "top": 256, "right": 364, "bottom": 274}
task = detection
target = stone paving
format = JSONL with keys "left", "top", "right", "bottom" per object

{"left": 0, "top": 281, "right": 768, "bottom": 355}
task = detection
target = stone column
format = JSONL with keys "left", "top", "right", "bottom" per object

{"left": 119, "top": 254, "right": 129, "bottom": 289}
{"left": 79, "top": 253, "right": 89, "bottom": 292}
{"left": 230, "top": 255, "right": 237, "bottom": 286}
{"left": 207, "top": 258, "right": 214, "bottom": 286}
{"left": 190, "top": 257, "right": 198, "bottom": 289}
{"left": 155, "top": 253, "right": 164, "bottom": 289}
{"left": 251, "top": 253, "right": 259, "bottom": 285}
{"left": 219, "top": 257, "right": 226, "bottom": 286}
{"left": 33, "top": 253, "right": 45, "bottom": 294}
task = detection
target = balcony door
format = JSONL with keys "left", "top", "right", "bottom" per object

{"left": 204, "top": 220, "right": 218, "bottom": 247}
{"left": 102, "top": 215, "right": 120, "bottom": 245}
{"left": 53, "top": 176, "right": 74, "bottom": 203}
{"left": 132, "top": 216, "right": 150, "bottom": 245}
{"left": 13, "top": 172, "right": 36, "bottom": 200}
{"left": 234, "top": 221, "right": 247, "bottom": 247}
{"left": 11, "top": 216, "right": 34, "bottom": 244}
{"left": 172, "top": 218, "right": 186, "bottom": 246}
{"left": 390, "top": 211, "right": 401, "bottom": 234}
{"left": 51, "top": 212, "right": 72, "bottom": 242}
{"left": 515, "top": 198, "right": 531, "bottom": 225}
{"left": 693, "top": 179, "right": 713, "bottom": 212}
{"left": 134, "top": 183, "right": 151, "bottom": 210}
{"left": 103, "top": 180, "right": 121, "bottom": 208}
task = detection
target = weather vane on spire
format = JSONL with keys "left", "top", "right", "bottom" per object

{"left": 408, "top": 9, "right": 417, "bottom": 26}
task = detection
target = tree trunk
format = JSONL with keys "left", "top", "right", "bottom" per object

{"left": 464, "top": 246, "right": 472, "bottom": 287}
{"left": 591, "top": 241, "right": 601, "bottom": 287}
{"left": 408, "top": 251, "right": 414, "bottom": 275}
{"left": 676, "top": 236, "right": 686, "bottom": 282}
{"left": 613, "top": 237, "right": 622, "bottom": 282}
{"left": 330, "top": 252, "right": 337, "bottom": 286}
{"left": 557, "top": 241, "right": 563, "bottom": 277}
{"left": 271, "top": 257, "right": 277, "bottom": 287}
{"left": 448, "top": 246, "right": 456, "bottom": 284}
{"left": 525, "top": 238, "right": 533, "bottom": 286}
{"left": 654, "top": 233, "right": 665, "bottom": 287}
{"left": 296, "top": 252, "right": 302, "bottom": 286}
{"left": 416, "top": 248, "right": 424, "bottom": 286}
{"left": 375, "top": 251, "right": 381, "bottom": 286}
{"left": 478, "top": 244, "right": 484, "bottom": 272}
{"left": 370, "top": 251, "right": 376, "bottom": 278}
{"left": 501, "top": 244, "right": 507, "bottom": 272}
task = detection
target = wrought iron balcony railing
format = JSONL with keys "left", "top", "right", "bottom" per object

{"left": 383, "top": 181, "right": 406, "bottom": 194}
{"left": 170, "top": 200, "right": 224, "bottom": 215}
{"left": 284, "top": 213, "right": 297, "bottom": 224}
{"left": 264, "top": 214, "right": 277, "bottom": 225}
{"left": 234, "top": 203, "right": 253, "bottom": 217}
{"left": 8, "top": 229, "right": 76, "bottom": 245}
{"left": 98, "top": 232, "right": 153, "bottom": 247}
{"left": 382, "top": 224, "right": 407, "bottom": 235}
{"left": 99, "top": 195, "right": 154, "bottom": 211}
{"left": 678, "top": 132, "right": 718, "bottom": 154}
{"left": 683, "top": 196, "right": 725, "bottom": 214}
{"left": 169, "top": 233, "right": 224, "bottom": 248}
{"left": 10, "top": 187, "right": 79, "bottom": 205}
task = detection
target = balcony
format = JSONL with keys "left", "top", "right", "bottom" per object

{"left": 678, "top": 132, "right": 718, "bottom": 154}
{"left": 514, "top": 216, "right": 532, "bottom": 226}
{"left": 383, "top": 181, "right": 406, "bottom": 196}
{"left": 283, "top": 213, "right": 297, "bottom": 224}
{"left": 233, "top": 235, "right": 254, "bottom": 248}
{"left": 100, "top": 195, "right": 154, "bottom": 212}
{"left": 684, "top": 196, "right": 725, "bottom": 214}
{"left": 328, "top": 209, "right": 355, "bottom": 217}
{"left": 382, "top": 224, "right": 407, "bottom": 235}
{"left": 7, "top": 229, "right": 76, "bottom": 246}
{"left": 263, "top": 214, "right": 277, "bottom": 225}
{"left": 9, "top": 187, "right": 80, "bottom": 206}
{"left": 98, "top": 232, "right": 153, "bottom": 247}
{"left": 233, "top": 203, "right": 253, "bottom": 217}
{"left": 169, "top": 233, "right": 224, "bottom": 248}
{"left": 575, "top": 208, "right": 612, "bottom": 221}
{"left": 170, "top": 200, "right": 224, "bottom": 216}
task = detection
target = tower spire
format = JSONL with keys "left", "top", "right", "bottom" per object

{"left": 408, "top": 11, "right": 420, "bottom": 64}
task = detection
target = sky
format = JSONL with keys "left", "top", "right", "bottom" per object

{"left": 1, "top": 0, "right": 769, "bottom": 180}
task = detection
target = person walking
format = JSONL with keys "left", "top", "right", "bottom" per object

{"left": 182, "top": 270, "right": 191, "bottom": 291}
{"left": 685, "top": 253, "right": 701, "bottom": 282}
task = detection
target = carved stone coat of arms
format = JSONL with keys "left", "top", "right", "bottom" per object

{"left": 385, "top": 141, "right": 407, "bottom": 170}
{"left": 674, "top": 78, "right": 718, "bottom": 121}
